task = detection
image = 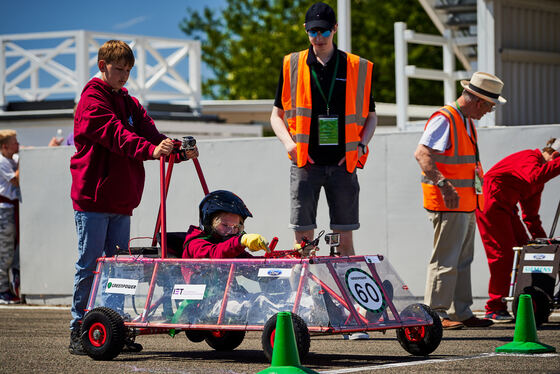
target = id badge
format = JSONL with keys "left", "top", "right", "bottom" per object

{"left": 474, "top": 166, "right": 483, "bottom": 195}
{"left": 318, "top": 115, "right": 339, "bottom": 146}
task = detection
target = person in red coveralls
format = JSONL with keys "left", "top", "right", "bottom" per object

{"left": 183, "top": 190, "right": 270, "bottom": 258}
{"left": 476, "top": 138, "right": 560, "bottom": 322}
{"left": 68, "top": 40, "right": 198, "bottom": 355}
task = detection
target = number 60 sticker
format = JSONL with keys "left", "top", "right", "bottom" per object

{"left": 345, "top": 268, "right": 386, "bottom": 313}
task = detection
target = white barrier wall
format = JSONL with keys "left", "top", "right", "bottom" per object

{"left": 20, "top": 125, "right": 560, "bottom": 306}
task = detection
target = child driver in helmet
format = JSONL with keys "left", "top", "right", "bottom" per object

{"left": 182, "top": 190, "right": 270, "bottom": 258}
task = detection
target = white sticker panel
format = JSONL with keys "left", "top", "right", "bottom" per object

{"left": 172, "top": 284, "right": 206, "bottom": 300}
{"left": 364, "top": 256, "right": 381, "bottom": 264}
{"left": 522, "top": 266, "right": 554, "bottom": 274}
{"left": 257, "top": 268, "right": 292, "bottom": 278}
{"left": 105, "top": 278, "right": 138, "bottom": 295}
{"left": 523, "top": 253, "right": 555, "bottom": 261}
{"left": 345, "top": 268, "right": 386, "bottom": 313}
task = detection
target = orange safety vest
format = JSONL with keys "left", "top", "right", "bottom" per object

{"left": 281, "top": 49, "right": 373, "bottom": 173}
{"left": 421, "top": 105, "right": 484, "bottom": 212}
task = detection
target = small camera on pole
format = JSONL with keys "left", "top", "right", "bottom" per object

{"left": 181, "top": 136, "right": 197, "bottom": 151}
{"left": 325, "top": 232, "right": 340, "bottom": 257}
{"left": 172, "top": 136, "right": 197, "bottom": 161}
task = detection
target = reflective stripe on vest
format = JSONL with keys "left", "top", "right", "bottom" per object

{"left": 281, "top": 49, "right": 373, "bottom": 173}
{"left": 421, "top": 105, "right": 483, "bottom": 212}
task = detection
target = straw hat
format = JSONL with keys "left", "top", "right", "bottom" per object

{"left": 461, "top": 72, "right": 507, "bottom": 104}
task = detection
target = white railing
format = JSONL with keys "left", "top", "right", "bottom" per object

{"left": 394, "top": 22, "right": 476, "bottom": 131}
{"left": 0, "top": 30, "right": 201, "bottom": 110}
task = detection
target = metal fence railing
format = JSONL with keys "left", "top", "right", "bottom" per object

{"left": 394, "top": 22, "right": 475, "bottom": 131}
{"left": 0, "top": 30, "right": 201, "bottom": 110}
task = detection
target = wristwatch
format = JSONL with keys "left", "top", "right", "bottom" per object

{"left": 436, "top": 178, "right": 448, "bottom": 188}
{"left": 358, "top": 142, "right": 367, "bottom": 153}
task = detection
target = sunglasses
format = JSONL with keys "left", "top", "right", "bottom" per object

{"left": 307, "top": 29, "right": 332, "bottom": 38}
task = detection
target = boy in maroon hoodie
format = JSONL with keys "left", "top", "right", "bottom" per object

{"left": 68, "top": 40, "right": 197, "bottom": 355}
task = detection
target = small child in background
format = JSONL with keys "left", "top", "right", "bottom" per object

{"left": 0, "top": 129, "right": 21, "bottom": 304}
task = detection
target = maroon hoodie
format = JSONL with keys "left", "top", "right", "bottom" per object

{"left": 182, "top": 225, "right": 252, "bottom": 259}
{"left": 70, "top": 78, "right": 167, "bottom": 215}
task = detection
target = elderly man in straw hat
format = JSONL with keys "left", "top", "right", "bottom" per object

{"left": 414, "top": 72, "right": 507, "bottom": 330}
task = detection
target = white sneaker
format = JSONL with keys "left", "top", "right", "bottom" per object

{"left": 342, "top": 332, "right": 369, "bottom": 340}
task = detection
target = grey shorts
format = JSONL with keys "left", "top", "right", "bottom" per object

{"left": 289, "top": 163, "right": 360, "bottom": 232}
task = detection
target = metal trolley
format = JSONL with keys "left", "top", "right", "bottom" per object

{"left": 505, "top": 200, "right": 560, "bottom": 326}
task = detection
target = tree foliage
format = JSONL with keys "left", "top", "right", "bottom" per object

{"left": 180, "top": 0, "right": 446, "bottom": 104}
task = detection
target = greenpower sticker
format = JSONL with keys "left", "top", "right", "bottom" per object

{"left": 105, "top": 278, "right": 138, "bottom": 295}
{"left": 345, "top": 268, "right": 386, "bottom": 313}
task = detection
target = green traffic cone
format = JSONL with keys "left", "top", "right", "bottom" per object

{"left": 258, "top": 312, "right": 318, "bottom": 374}
{"left": 496, "top": 294, "right": 556, "bottom": 353}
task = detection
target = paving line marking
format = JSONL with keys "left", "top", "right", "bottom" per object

{"left": 0, "top": 305, "right": 69, "bottom": 310}
{"left": 319, "top": 352, "right": 559, "bottom": 373}
{"left": 120, "top": 364, "right": 246, "bottom": 374}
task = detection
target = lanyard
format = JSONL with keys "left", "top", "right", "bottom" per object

{"left": 311, "top": 51, "right": 339, "bottom": 115}
{"left": 455, "top": 100, "right": 480, "bottom": 164}
{"left": 470, "top": 119, "right": 480, "bottom": 164}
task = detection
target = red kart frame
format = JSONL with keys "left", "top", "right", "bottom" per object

{"left": 81, "top": 138, "right": 443, "bottom": 361}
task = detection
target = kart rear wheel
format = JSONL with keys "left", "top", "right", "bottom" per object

{"left": 262, "top": 313, "right": 310, "bottom": 362}
{"left": 204, "top": 330, "right": 245, "bottom": 351}
{"left": 81, "top": 307, "right": 125, "bottom": 360}
{"left": 396, "top": 303, "right": 442, "bottom": 356}
{"left": 513, "top": 287, "right": 551, "bottom": 327}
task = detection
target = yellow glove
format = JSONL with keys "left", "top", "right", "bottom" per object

{"left": 241, "top": 233, "right": 270, "bottom": 253}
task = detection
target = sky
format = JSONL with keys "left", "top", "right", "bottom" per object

{"left": 1, "top": 0, "right": 225, "bottom": 39}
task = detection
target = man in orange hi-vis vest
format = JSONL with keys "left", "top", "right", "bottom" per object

{"left": 270, "top": 2, "right": 377, "bottom": 262}
{"left": 414, "top": 72, "right": 507, "bottom": 331}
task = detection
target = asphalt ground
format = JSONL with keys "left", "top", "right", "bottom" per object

{"left": 0, "top": 306, "right": 559, "bottom": 374}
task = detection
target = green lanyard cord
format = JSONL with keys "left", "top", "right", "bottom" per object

{"left": 455, "top": 100, "right": 480, "bottom": 164}
{"left": 311, "top": 51, "right": 339, "bottom": 115}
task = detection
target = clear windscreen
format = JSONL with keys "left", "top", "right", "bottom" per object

{"left": 88, "top": 255, "right": 431, "bottom": 330}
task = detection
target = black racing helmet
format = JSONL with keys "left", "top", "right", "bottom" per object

{"left": 199, "top": 190, "right": 253, "bottom": 232}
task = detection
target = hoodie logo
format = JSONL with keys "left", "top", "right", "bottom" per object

{"left": 128, "top": 115, "right": 134, "bottom": 127}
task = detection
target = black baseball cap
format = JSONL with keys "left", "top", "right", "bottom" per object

{"left": 305, "top": 2, "right": 337, "bottom": 31}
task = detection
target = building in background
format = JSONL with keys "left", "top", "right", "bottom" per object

{"left": 403, "top": 0, "right": 560, "bottom": 127}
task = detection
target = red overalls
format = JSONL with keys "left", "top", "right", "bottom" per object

{"left": 475, "top": 149, "right": 560, "bottom": 313}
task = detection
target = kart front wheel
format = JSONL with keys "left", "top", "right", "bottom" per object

{"left": 81, "top": 307, "right": 125, "bottom": 360}
{"left": 185, "top": 330, "right": 208, "bottom": 343}
{"left": 205, "top": 330, "right": 245, "bottom": 351}
{"left": 262, "top": 313, "right": 310, "bottom": 362}
{"left": 396, "top": 303, "right": 442, "bottom": 356}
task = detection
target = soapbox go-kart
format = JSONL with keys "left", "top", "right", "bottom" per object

{"left": 79, "top": 137, "right": 443, "bottom": 361}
